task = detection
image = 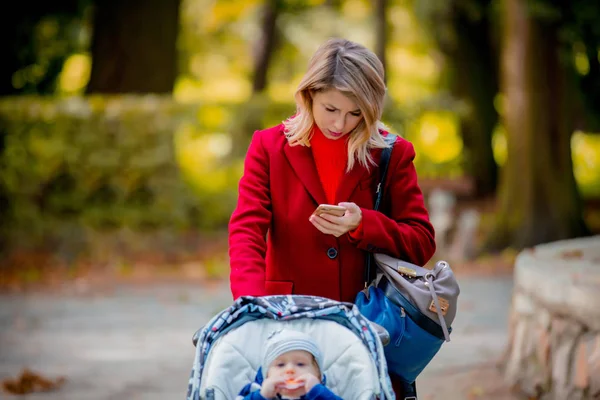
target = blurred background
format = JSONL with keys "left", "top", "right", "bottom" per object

{"left": 0, "top": 0, "right": 599, "bottom": 287}
{"left": 1, "top": 1, "right": 600, "bottom": 399}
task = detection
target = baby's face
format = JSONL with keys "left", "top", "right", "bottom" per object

{"left": 267, "top": 350, "right": 320, "bottom": 396}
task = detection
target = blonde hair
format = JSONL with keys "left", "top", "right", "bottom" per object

{"left": 283, "top": 38, "right": 390, "bottom": 171}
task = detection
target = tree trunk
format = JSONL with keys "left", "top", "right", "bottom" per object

{"left": 374, "top": 0, "right": 388, "bottom": 83}
{"left": 252, "top": 0, "right": 279, "bottom": 93}
{"left": 231, "top": 0, "right": 281, "bottom": 158}
{"left": 430, "top": 1, "right": 499, "bottom": 198}
{"left": 86, "top": 0, "right": 180, "bottom": 94}
{"left": 449, "top": 9, "right": 499, "bottom": 198}
{"left": 483, "top": 0, "right": 589, "bottom": 251}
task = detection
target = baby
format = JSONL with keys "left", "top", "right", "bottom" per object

{"left": 237, "top": 329, "right": 343, "bottom": 400}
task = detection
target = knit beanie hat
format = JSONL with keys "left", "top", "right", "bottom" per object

{"left": 262, "top": 329, "right": 324, "bottom": 378}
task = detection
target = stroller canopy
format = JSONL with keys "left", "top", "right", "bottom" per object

{"left": 187, "top": 295, "right": 395, "bottom": 400}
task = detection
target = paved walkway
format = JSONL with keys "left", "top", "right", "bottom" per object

{"left": 0, "top": 276, "right": 515, "bottom": 399}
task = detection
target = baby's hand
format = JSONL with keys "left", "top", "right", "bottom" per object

{"left": 260, "top": 376, "right": 286, "bottom": 398}
{"left": 298, "top": 374, "right": 320, "bottom": 392}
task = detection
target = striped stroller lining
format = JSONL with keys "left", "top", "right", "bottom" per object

{"left": 186, "top": 295, "right": 395, "bottom": 400}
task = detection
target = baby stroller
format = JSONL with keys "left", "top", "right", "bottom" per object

{"left": 186, "top": 295, "right": 396, "bottom": 400}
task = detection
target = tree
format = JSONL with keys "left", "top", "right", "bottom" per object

{"left": 252, "top": 0, "right": 280, "bottom": 94}
{"left": 230, "top": 0, "right": 283, "bottom": 158}
{"left": 483, "top": 0, "right": 589, "bottom": 251}
{"left": 0, "top": 1, "right": 84, "bottom": 252}
{"left": 374, "top": 0, "right": 388, "bottom": 83}
{"left": 413, "top": 0, "right": 500, "bottom": 198}
{"left": 0, "top": 1, "right": 85, "bottom": 96}
{"left": 564, "top": 0, "right": 600, "bottom": 131}
{"left": 444, "top": 2, "right": 499, "bottom": 198}
{"left": 86, "top": 0, "right": 181, "bottom": 93}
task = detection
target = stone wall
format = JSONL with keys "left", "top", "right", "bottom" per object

{"left": 502, "top": 236, "right": 600, "bottom": 399}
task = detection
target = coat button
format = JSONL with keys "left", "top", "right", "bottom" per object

{"left": 327, "top": 247, "right": 338, "bottom": 259}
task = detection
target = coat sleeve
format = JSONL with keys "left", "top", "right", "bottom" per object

{"left": 240, "top": 390, "right": 269, "bottom": 400}
{"left": 228, "top": 130, "right": 272, "bottom": 300}
{"left": 349, "top": 138, "right": 436, "bottom": 266}
{"left": 305, "top": 384, "right": 343, "bottom": 400}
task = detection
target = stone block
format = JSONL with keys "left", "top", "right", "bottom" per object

{"left": 584, "top": 334, "right": 600, "bottom": 397}
{"left": 513, "top": 291, "right": 536, "bottom": 316}
{"left": 505, "top": 237, "right": 600, "bottom": 399}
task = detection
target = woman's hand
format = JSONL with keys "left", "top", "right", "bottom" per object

{"left": 309, "top": 202, "right": 362, "bottom": 237}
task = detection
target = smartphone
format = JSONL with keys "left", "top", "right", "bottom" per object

{"left": 312, "top": 204, "right": 347, "bottom": 217}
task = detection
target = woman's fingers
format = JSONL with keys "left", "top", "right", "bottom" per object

{"left": 310, "top": 215, "right": 344, "bottom": 237}
{"left": 317, "top": 213, "right": 343, "bottom": 224}
{"left": 338, "top": 201, "right": 360, "bottom": 213}
{"left": 309, "top": 204, "right": 362, "bottom": 237}
{"left": 317, "top": 212, "right": 359, "bottom": 233}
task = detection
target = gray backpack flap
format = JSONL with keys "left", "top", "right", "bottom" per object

{"left": 373, "top": 254, "right": 460, "bottom": 335}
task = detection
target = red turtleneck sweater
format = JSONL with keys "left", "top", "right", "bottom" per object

{"left": 311, "top": 126, "right": 347, "bottom": 204}
{"left": 310, "top": 126, "right": 363, "bottom": 238}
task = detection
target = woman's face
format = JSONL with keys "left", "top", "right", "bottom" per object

{"left": 311, "top": 89, "right": 363, "bottom": 140}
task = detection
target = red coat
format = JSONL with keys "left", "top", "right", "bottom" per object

{"left": 229, "top": 124, "right": 436, "bottom": 302}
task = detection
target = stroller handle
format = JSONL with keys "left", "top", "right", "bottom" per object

{"left": 370, "top": 321, "right": 390, "bottom": 346}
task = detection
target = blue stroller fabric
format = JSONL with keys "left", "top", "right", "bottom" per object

{"left": 235, "top": 367, "right": 342, "bottom": 400}
{"left": 186, "top": 295, "right": 395, "bottom": 400}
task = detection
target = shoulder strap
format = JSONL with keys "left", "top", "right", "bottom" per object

{"left": 364, "top": 133, "right": 397, "bottom": 286}
{"left": 373, "top": 134, "right": 397, "bottom": 212}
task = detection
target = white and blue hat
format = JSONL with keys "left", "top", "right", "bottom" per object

{"left": 262, "top": 329, "right": 324, "bottom": 378}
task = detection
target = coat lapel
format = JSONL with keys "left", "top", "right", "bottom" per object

{"left": 335, "top": 147, "right": 385, "bottom": 203}
{"left": 283, "top": 142, "right": 328, "bottom": 205}
{"left": 334, "top": 163, "right": 368, "bottom": 204}
{"left": 283, "top": 141, "right": 386, "bottom": 206}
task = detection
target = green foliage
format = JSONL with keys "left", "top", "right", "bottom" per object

{"left": 0, "top": 95, "right": 234, "bottom": 249}
{"left": 7, "top": 1, "right": 91, "bottom": 95}
{"left": 1, "top": 94, "right": 597, "bottom": 257}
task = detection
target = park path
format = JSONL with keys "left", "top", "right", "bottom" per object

{"left": 0, "top": 275, "right": 516, "bottom": 400}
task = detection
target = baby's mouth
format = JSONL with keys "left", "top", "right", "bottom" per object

{"left": 281, "top": 379, "right": 304, "bottom": 390}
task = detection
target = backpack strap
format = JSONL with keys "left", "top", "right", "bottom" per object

{"left": 401, "top": 380, "right": 418, "bottom": 400}
{"left": 363, "top": 133, "right": 397, "bottom": 287}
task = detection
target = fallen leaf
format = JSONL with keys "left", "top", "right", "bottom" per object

{"left": 2, "top": 369, "right": 65, "bottom": 395}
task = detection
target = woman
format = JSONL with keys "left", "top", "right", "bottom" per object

{"left": 228, "top": 38, "right": 436, "bottom": 396}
